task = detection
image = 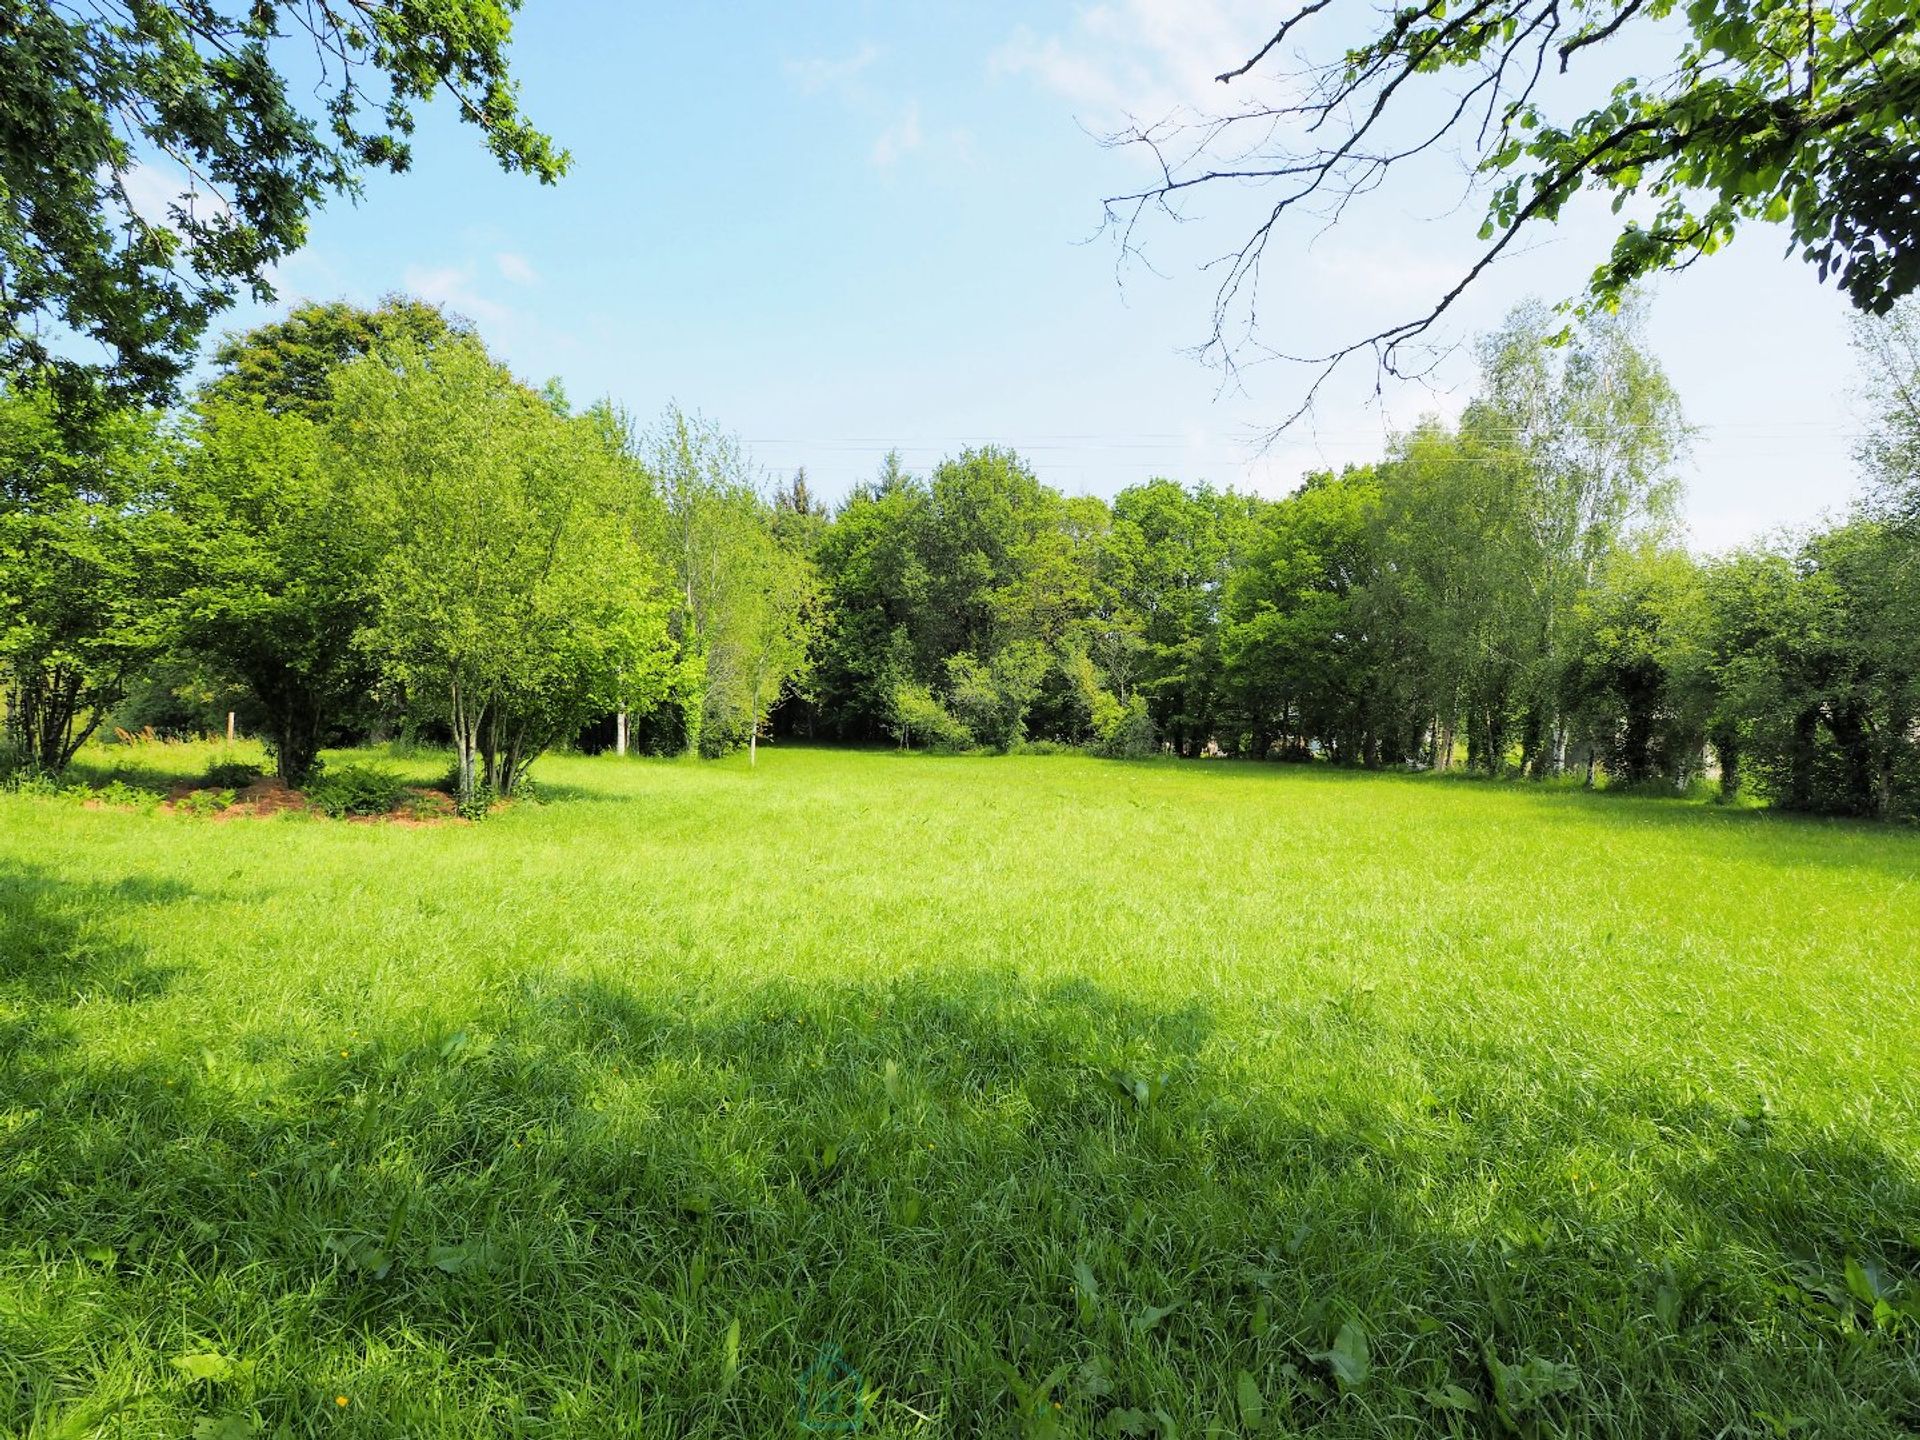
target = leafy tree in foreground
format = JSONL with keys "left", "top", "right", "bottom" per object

{"left": 166, "top": 301, "right": 469, "bottom": 784}
{"left": 334, "top": 339, "right": 672, "bottom": 804}
{"left": 0, "top": 391, "right": 174, "bottom": 771}
{"left": 169, "top": 398, "right": 374, "bottom": 785}
{"left": 1103, "top": 0, "right": 1920, "bottom": 421}
{"left": 0, "top": 1, "right": 563, "bottom": 406}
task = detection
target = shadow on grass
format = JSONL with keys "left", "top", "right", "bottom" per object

{"left": 62, "top": 752, "right": 212, "bottom": 793}
{"left": 1080, "top": 750, "right": 1920, "bottom": 884}
{"left": 0, "top": 862, "right": 188, "bottom": 1006}
{"left": 3, "top": 939, "right": 1917, "bottom": 1438}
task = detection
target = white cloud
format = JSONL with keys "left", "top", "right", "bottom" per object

{"left": 495, "top": 251, "right": 539, "bottom": 286}
{"left": 991, "top": 28, "right": 1132, "bottom": 115}
{"left": 1308, "top": 243, "right": 1469, "bottom": 310}
{"left": 114, "top": 160, "right": 231, "bottom": 229}
{"left": 786, "top": 43, "right": 881, "bottom": 95}
{"left": 991, "top": 1, "right": 1275, "bottom": 127}
{"left": 871, "top": 104, "right": 924, "bottom": 168}
{"left": 402, "top": 262, "right": 511, "bottom": 327}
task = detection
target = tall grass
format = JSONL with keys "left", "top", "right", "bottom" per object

{"left": 3, "top": 745, "right": 1917, "bottom": 1436}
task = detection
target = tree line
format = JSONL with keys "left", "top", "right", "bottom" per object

{"left": 0, "top": 300, "right": 814, "bottom": 808}
{"left": 3, "top": 296, "right": 1916, "bottom": 818}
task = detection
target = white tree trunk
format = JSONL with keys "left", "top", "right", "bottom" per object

{"left": 616, "top": 706, "right": 628, "bottom": 757}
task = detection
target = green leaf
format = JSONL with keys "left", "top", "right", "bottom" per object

{"left": 1314, "top": 1319, "right": 1370, "bottom": 1388}
{"left": 1073, "top": 1259, "right": 1101, "bottom": 1304}
{"left": 1236, "top": 1369, "right": 1265, "bottom": 1425}
{"left": 192, "top": 1415, "right": 262, "bottom": 1440}
{"left": 1424, "top": 1383, "right": 1478, "bottom": 1411}
{"left": 1130, "top": 1299, "right": 1181, "bottom": 1334}
{"left": 427, "top": 1241, "right": 495, "bottom": 1274}
{"left": 1488, "top": 1352, "right": 1580, "bottom": 1418}
{"left": 171, "top": 1352, "right": 240, "bottom": 1383}
{"left": 1844, "top": 1256, "right": 1886, "bottom": 1306}
{"left": 324, "top": 1234, "right": 392, "bottom": 1279}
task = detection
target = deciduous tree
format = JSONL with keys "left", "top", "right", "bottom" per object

{"left": 0, "top": 1, "right": 562, "bottom": 407}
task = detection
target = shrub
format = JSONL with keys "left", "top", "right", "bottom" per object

{"left": 202, "top": 759, "right": 264, "bottom": 789}
{"left": 456, "top": 779, "right": 497, "bottom": 821}
{"left": 97, "top": 779, "right": 162, "bottom": 811}
{"left": 4, "top": 769, "right": 83, "bottom": 800}
{"left": 1094, "top": 695, "right": 1158, "bottom": 759}
{"left": 306, "top": 762, "right": 408, "bottom": 818}
{"left": 174, "top": 787, "right": 236, "bottom": 817}
{"left": 1011, "top": 739, "right": 1076, "bottom": 756}
{"left": 946, "top": 644, "right": 1048, "bottom": 751}
{"left": 887, "top": 679, "right": 973, "bottom": 752}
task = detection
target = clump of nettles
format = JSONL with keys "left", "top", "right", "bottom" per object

{"left": 455, "top": 780, "right": 497, "bottom": 822}
{"left": 173, "top": 788, "right": 235, "bottom": 817}
{"left": 201, "top": 759, "right": 264, "bottom": 789}
{"left": 306, "top": 762, "right": 408, "bottom": 818}
{"left": 1, "top": 764, "right": 162, "bottom": 810}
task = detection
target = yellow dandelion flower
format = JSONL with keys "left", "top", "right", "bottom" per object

{"left": 335, "top": 1395, "right": 349, "bottom": 1407}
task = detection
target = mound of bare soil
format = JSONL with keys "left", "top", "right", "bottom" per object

{"left": 161, "top": 778, "right": 466, "bottom": 825}
{"left": 348, "top": 786, "right": 463, "bottom": 827}
{"left": 234, "top": 777, "right": 311, "bottom": 816}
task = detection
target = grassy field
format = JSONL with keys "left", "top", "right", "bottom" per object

{"left": 3, "top": 743, "right": 1918, "bottom": 1438}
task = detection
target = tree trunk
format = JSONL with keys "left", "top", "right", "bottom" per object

{"left": 1520, "top": 704, "right": 1544, "bottom": 778}
{"left": 1788, "top": 708, "right": 1819, "bottom": 811}
{"left": 615, "top": 706, "right": 628, "bottom": 757}
{"left": 450, "top": 678, "right": 479, "bottom": 804}
{"left": 272, "top": 703, "right": 323, "bottom": 789}
{"left": 15, "top": 664, "right": 109, "bottom": 774}
{"left": 1714, "top": 732, "right": 1741, "bottom": 802}
{"left": 1823, "top": 704, "right": 1876, "bottom": 815}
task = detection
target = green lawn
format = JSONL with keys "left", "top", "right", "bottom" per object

{"left": 3, "top": 744, "right": 1918, "bottom": 1438}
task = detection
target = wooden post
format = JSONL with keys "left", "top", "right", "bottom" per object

{"left": 226, "top": 711, "right": 236, "bottom": 745}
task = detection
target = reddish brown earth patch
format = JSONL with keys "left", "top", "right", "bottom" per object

{"left": 234, "top": 778, "right": 310, "bottom": 815}
{"left": 346, "top": 787, "right": 465, "bottom": 827}
{"left": 160, "top": 779, "right": 466, "bottom": 825}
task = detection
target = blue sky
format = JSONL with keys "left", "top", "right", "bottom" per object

{"left": 203, "top": 1, "right": 1870, "bottom": 549}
